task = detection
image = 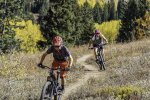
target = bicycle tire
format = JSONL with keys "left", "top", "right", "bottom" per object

{"left": 100, "top": 50, "right": 106, "bottom": 70}
{"left": 54, "top": 84, "right": 62, "bottom": 100}
{"left": 40, "top": 81, "right": 53, "bottom": 100}
{"left": 54, "top": 94, "right": 62, "bottom": 100}
{"left": 97, "top": 48, "right": 106, "bottom": 70}
{"left": 57, "top": 94, "right": 62, "bottom": 100}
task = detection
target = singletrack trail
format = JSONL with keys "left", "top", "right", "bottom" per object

{"left": 62, "top": 54, "right": 106, "bottom": 100}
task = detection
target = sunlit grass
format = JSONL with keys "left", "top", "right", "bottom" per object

{"left": 0, "top": 45, "right": 91, "bottom": 99}
{"left": 68, "top": 39, "right": 150, "bottom": 100}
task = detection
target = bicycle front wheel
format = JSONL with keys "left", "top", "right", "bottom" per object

{"left": 40, "top": 81, "right": 53, "bottom": 100}
{"left": 97, "top": 49, "right": 106, "bottom": 70}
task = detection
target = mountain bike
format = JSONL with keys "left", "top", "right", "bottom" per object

{"left": 38, "top": 65, "right": 69, "bottom": 100}
{"left": 89, "top": 43, "right": 107, "bottom": 71}
{"left": 96, "top": 43, "right": 107, "bottom": 70}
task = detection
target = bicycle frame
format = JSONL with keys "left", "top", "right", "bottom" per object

{"left": 40, "top": 66, "right": 63, "bottom": 100}
{"left": 49, "top": 67, "right": 62, "bottom": 94}
{"left": 96, "top": 43, "right": 107, "bottom": 70}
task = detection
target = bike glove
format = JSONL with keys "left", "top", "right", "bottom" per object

{"left": 65, "top": 67, "right": 70, "bottom": 71}
{"left": 37, "top": 63, "right": 45, "bottom": 69}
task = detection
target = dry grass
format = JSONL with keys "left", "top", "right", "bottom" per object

{"left": 0, "top": 45, "right": 90, "bottom": 100}
{"left": 68, "top": 39, "right": 150, "bottom": 100}
{"left": 1, "top": 39, "right": 150, "bottom": 100}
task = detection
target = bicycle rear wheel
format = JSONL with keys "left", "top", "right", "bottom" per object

{"left": 40, "top": 81, "right": 53, "bottom": 100}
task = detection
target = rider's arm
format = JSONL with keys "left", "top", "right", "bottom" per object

{"left": 39, "top": 52, "right": 48, "bottom": 64}
{"left": 89, "top": 35, "right": 95, "bottom": 48}
{"left": 68, "top": 55, "right": 73, "bottom": 68}
{"left": 39, "top": 46, "right": 52, "bottom": 64}
{"left": 64, "top": 46, "right": 73, "bottom": 68}
{"left": 100, "top": 34, "right": 108, "bottom": 43}
{"left": 88, "top": 39, "right": 93, "bottom": 48}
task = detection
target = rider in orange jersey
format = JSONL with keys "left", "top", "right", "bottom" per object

{"left": 38, "top": 36, "right": 73, "bottom": 92}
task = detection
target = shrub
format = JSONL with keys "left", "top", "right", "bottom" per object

{"left": 94, "top": 20, "right": 121, "bottom": 43}
{"left": 12, "top": 20, "right": 46, "bottom": 53}
{"left": 135, "top": 12, "right": 150, "bottom": 39}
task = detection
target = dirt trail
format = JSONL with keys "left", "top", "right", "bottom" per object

{"left": 62, "top": 54, "right": 106, "bottom": 100}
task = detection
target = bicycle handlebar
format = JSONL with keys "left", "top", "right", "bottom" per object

{"left": 37, "top": 64, "right": 70, "bottom": 71}
{"left": 89, "top": 43, "right": 108, "bottom": 49}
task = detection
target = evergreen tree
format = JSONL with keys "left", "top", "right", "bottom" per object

{"left": 117, "top": 0, "right": 127, "bottom": 19}
{"left": 109, "top": 0, "right": 116, "bottom": 20}
{"left": 137, "top": 0, "right": 148, "bottom": 17}
{"left": 39, "top": 0, "right": 76, "bottom": 44}
{"left": 39, "top": 0, "right": 94, "bottom": 45}
{"left": 93, "top": 2, "right": 102, "bottom": 24}
{"left": 118, "top": 0, "right": 138, "bottom": 42}
{"left": 79, "top": 2, "right": 94, "bottom": 44}
{"left": 31, "top": 0, "right": 43, "bottom": 13}
{"left": 102, "top": 3, "right": 109, "bottom": 21}
{"left": 0, "top": 0, "right": 24, "bottom": 53}
{"left": 39, "top": 0, "right": 49, "bottom": 16}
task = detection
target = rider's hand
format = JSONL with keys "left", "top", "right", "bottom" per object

{"left": 89, "top": 47, "right": 93, "bottom": 49}
{"left": 65, "top": 67, "right": 70, "bottom": 71}
{"left": 37, "top": 63, "right": 45, "bottom": 69}
{"left": 106, "top": 40, "right": 108, "bottom": 44}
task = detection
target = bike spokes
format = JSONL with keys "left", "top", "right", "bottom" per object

{"left": 96, "top": 49, "right": 106, "bottom": 71}
{"left": 40, "top": 82, "right": 53, "bottom": 100}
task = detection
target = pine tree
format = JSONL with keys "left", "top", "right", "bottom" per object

{"left": 109, "top": 0, "right": 116, "bottom": 20}
{"left": 137, "top": 0, "right": 148, "bottom": 17}
{"left": 39, "top": 0, "right": 49, "bottom": 16}
{"left": 39, "top": 0, "right": 94, "bottom": 45}
{"left": 117, "top": 0, "right": 148, "bottom": 42}
{"left": 0, "top": 0, "right": 24, "bottom": 53}
{"left": 39, "top": 0, "right": 77, "bottom": 44}
{"left": 93, "top": 2, "right": 102, "bottom": 24}
{"left": 117, "top": 0, "right": 127, "bottom": 19}
{"left": 79, "top": 2, "right": 94, "bottom": 44}
{"left": 102, "top": 3, "right": 109, "bottom": 21}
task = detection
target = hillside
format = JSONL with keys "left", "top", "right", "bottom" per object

{"left": 68, "top": 39, "right": 150, "bottom": 100}
{"left": 0, "top": 39, "right": 150, "bottom": 100}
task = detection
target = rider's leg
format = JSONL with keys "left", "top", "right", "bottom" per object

{"left": 61, "top": 78, "right": 65, "bottom": 90}
{"left": 100, "top": 48, "right": 105, "bottom": 61}
{"left": 94, "top": 47, "right": 98, "bottom": 60}
{"left": 60, "top": 61, "right": 69, "bottom": 91}
{"left": 52, "top": 60, "right": 59, "bottom": 80}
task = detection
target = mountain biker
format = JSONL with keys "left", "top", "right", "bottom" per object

{"left": 38, "top": 36, "right": 73, "bottom": 92}
{"left": 88, "top": 29, "right": 108, "bottom": 61}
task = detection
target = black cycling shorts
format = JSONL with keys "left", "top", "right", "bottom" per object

{"left": 93, "top": 44, "right": 103, "bottom": 49}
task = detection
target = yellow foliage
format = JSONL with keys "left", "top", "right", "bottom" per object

{"left": 87, "top": 0, "right": 96, "bottom": 8}
{"left": 96, "top": 85, "right": 145, "bottom": 99}
{"left": 77, "top": 0, "right": 106, "bottom": 8}
{"left": 77, "top": 0, "right": 86, "bottom": 6}
{"left": 12, "top": 20, "right": 46, "bottom": 53}
{"left": 97, "top": 0, "right": 106, "bottom": 8}
{"left": 135, "top": 12, "right": 150, "bottom": 39}
{"left": 94, "top": 20, "right": 121, "bottom": 43}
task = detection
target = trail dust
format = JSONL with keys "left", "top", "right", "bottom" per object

{"left": 62, "top": 54, "right": 106, "bottom": 100}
